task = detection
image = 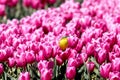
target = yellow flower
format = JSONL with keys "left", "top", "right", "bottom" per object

{"left": 59, "top": 37, "right": 68, "bottom": 51}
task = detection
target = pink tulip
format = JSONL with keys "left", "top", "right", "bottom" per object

{"left": 109, "top": 71, "right": 120, "bottom": 80}
{"left": 18, "top": 72, "right": 30, "bottom": 80}
{"left": 47, "top": 0, "right": 56, "bottom": 4}
{"left": 15, "top": 53, "right": 27, "bottom": 67}
{"left": 7, "top": 0, "right": 18, "bottom": 7}
{"left": 0, "top": 4, "right": 5, "bottom": 16}
{"left": 86, "top": 43, "right": 94, "bottom": 56}
{"left": 0, "top": 0, "right": 7, "bottom": 4}
{"left": 37, "top": 60, "right": 54, "bottom": 72}
{"left": 8, "top": 57, "right": 16, "bottom": 67}
{"left": 112, "top": 58, "right": 120, "bottom": 71}
{"left": 55, "top": 55, "right": 63, "bottom": 66}
{"left": 23, "top": 0, "right": 31, "bottom": 7}
{"left": 40, "top": 68, "right": 53, "bottom": 80}
{"left": 66, "top": 66, "right": 76, "bottom": 79}
{"left": 25, "top": 51, "right": 35, "bottom": 64}
{"left": 0, "top": 49, "right": 7, "bottom": 62}
{"left": 100, "top": 63, "right": 112, "bottom": 78}
{"left": 95, "top": 49, "right": 107, "bottom": 64}
{"left": 67, "top": 58, "right": 77, "bottom": 68}
{"left": 0, "top": 63, "right": 3, "bottom": 75}
{"left": 86, "top": 62, "right": 95, "bottom": 73}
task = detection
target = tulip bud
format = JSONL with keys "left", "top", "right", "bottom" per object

{"left": 86, "top": 43, "right": 94, "bottom": 56}
{"left": 0, "top": 63, "right": 3, "bottom": 75}
{"left": 23, "top": 0, "right": 31, "bottom": 7}
{"left": 55, "top": 55, "right": 63, "bottom": 66}
{"left": 86, "top": 62, "right": 95, "bottom": 73}
{"left": 0, "top": 4, "right": 5, "bottom": 16}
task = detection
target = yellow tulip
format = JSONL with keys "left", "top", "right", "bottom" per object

{"left": 59, "top": 37, "right": 68, "bottom": 51}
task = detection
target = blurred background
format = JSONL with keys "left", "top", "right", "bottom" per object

{"left": 0, "top": 0, "right": 83, "bottom": 23}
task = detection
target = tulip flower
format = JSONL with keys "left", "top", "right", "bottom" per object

{"left": 66, "top": 66, "right": 76, "bottom": 79}
{"left": 100, "top": 63, "right": 112, "bottom": 78}
{"left": 0, "top": 63, "right": 3, "bottom": 75}
{"left": 18, "top": 72, "right": 30, "bottom": 80}
{"left": 109, "top": 71, "right": 120, "bottom": 80}
{"left": 86, "top": 62, "right": 95, "bottom": 73}
{"left": 0, "top": 4, "right": 5, "bottom": 16}
{"left": 59, "top": 37, "right": 68, "bottom": 51}
{"left": 112, "top": 58, "right": 120, "bottom": 71}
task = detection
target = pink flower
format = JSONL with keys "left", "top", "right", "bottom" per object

{"left": 15, "top": 52, "right": 27, "bottom": 67}
{"left": 100, "top": 63, "right": 112, "bottom": 78}
{"left": 112, "top": 58, "right": 120, "bottom": 71}
{"left": 37, "top": 60, "right": 54, "bottom": 72}
{"left": 67, "top": 58, "right": 77, "bottom": 68}
{"left": 0, "top": 0, "right": 7, "bottom": 4}
{"left": 68, "top": 36, "right": 78, "bottom": 48}
{"left": 25, "top": 51, "right": 35, "bottom": 64}
{"left": 18, "top": 72, "right": 30, "bottom": 80}
{"left": 66, "top": 66, "right": 76, "bottom": 79}
{"left": 31, "top": 0, "right": 41, "bottom": 9}
{"left": 7, "top": 0, "right": 18, "bottom": 7}
{"left": 47, "top": 0, "right": 56, "bottom": 4}
{"left": 55, "top": 55, "right": 63, "bottom": 66}
{"left": 0, "top": 49, "right": 7, "bottom": 62}
{"left": 0, "top": 4, "right": 5, "bottom": 16}
{"left": 86, "top": 43, "right": 94, "bottom": 56}
{"left": 0, "top": 64, "right": 3, "bottom": 75}
{"left": 95, "top": 49, "right": 107, "bottom": 64}
{"left": 43, "top": 45, "right": 52, "bottom": 59}
{"left": 40, "top": 68, "right": 53, "bottom": 80}
{"left": 8, "top": 57, "right": 16, "bottom": 67}
{"left": 86, "top": 62, "right": 95, "bottom": 73}
{"left": 109, "top": 71, "right": 120, "bottom": 80}
{"left": 23, "top": 0, "right": 31, "bottom": 7}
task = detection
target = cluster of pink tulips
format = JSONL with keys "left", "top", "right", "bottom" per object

{"left": 0, "top": 0, "right": 120, "bottom": 80}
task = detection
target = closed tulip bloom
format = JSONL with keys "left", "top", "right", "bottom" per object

{"left": 23, "top": 0, "right": 31, "bottom": 7}
{"left": 86, "top": 62, "right": 95, "bottom": 73}
{"left": 100, "top": 63, "right": 112, "bottom": 78}
{"left": 0, "top": 4, "right": 5, "bottom": 16}
{"left": 18, "top": 72, "right": 30, "bottom": 80}
{"left": 66, "top": 66, "right": 76, "bottom": 79}
{"left": 0, "top": 64, "right": 3, "bottom": 75}
{"left": 55, "top": 55, "right": 63, "bottom": 66}
{"left": 86, "top": 43, "right": 94, "bottom": 56}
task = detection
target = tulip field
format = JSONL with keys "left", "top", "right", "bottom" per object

{"left": 0, "top": 0, "right": 120, "bottom": 80}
